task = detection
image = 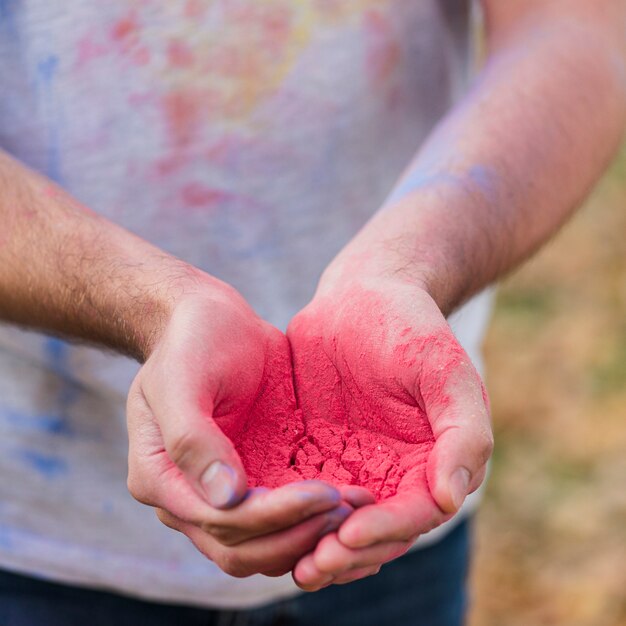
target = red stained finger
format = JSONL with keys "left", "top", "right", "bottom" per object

{"left": 337, "top": 485, "right": 376, "bottom": 508}
{"left": 332, "top": 565, "right": 381, "bottom": 585}
{"left": 177, "top": 504, "right": 353, "bottom": 578}
{"left": 313, "top": 532, "right": 412, "bottom": 574}
{"left": 293, "top": 553, "right": 334, "bottom": 591}
{"left": 337, "top": 488, "right": 447, "bottom": 549}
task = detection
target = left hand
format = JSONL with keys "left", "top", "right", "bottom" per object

{"left": 287, "top": 272, "right": 493, "bottom": 590}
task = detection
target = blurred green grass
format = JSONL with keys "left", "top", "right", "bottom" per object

{"left": 470, "top": 144, "right": 626, "bottom": 626}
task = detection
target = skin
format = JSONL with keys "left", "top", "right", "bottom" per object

{"left": 288, "top": 280, "right": 490, "bottom": 589}
{"left": 0, "top": 154, "right": 354, "bottom": 577}
{"left": 0, "top": 0, "right": 624, "bottom": 589}
{"left": 287, "top": 0, "right": 626, "bottom": 590}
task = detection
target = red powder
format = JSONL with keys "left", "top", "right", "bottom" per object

{"left": 215, "top": 290, "right": 468, "bottom": 501}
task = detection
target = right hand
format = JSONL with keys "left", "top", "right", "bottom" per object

{"left": 126, "top": 282, "right": 351, "bottom": 578}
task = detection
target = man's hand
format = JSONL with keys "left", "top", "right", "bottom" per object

{"left": 287, "top": 273, "right": 492, "bottom": 590}
{"left": 126, "top": 285, "right": 351, "bottom": 578}
{"left": 287, "top": 0, "right": 625, "bottom": 589}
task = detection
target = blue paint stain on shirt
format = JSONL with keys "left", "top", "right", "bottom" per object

{"left": 17, "top": 449, "right": 68, "bottom": 478}
{"left": 35, "top": 54, "right": 63, "bottom": 182}
{"left": 45, "top": 337, "right": 79, "bottom": 406}
{"left": 37, "top": 54, "right": 59, "bottom": 83}
{"left": 0, "top": 526, "right": 13, "bottom": 550}
{"left": 45, "top": 337, "right": 68, "bottom": 374}
{"left": 2, "top": 408, "right": 74, "bottom": 437}
{"left": 0, "top": 0, "right": 17, "bottom": 21}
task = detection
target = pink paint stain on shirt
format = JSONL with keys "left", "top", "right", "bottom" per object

{"left": 167, "top": 40, "right": 195, "bottom": 68}
{"left": 364, "top": 10, "right": 401, "bottom": 88}
{"left": 180, "top": 183, "right": 230, "bottom": 209}
{"left": 184, "top": 0, "right": 207, "bottom": 19}
{"left": 162, "top": 90, "right": 202, "bottom": 148}
{"left": 111, "top": 14, "right": 139, "bottom": 43}
{"left": 74, "top": 35, "right": 108, "bottom": 70}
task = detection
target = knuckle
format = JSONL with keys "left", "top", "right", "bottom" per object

{"left": 126, "top": 471, "right": 154, "bottom": 505}
{"left": 166, "top": 428, "right": 199, "bottom": 469}
{"left": 219, "top": 551, "right": 253, "bottom": 578}
{"left": 201, "top": 523, "right": 240, "bottom": 546}
{"left": 476, "top": 430, "right": 495, "bottom": 463}
{"left": 263, "top": 565, "right": 291, "bottom": 578}
{"left": 155, "top": 509, "right": 179, "bottom": 531}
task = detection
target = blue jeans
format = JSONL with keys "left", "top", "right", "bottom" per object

{"left": 0, "top": 518, "right": 471, "bottom": 626}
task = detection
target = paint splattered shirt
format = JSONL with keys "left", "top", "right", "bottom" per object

{"left": 0, "top": 0, "right": 491, "bottom": 608}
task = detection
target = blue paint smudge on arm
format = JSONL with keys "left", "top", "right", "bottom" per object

{"left": 17, "top": 449, "right": 68, "bottom": 478}
{"left": 383, "top": 164, "right": 500, "bottom": 208}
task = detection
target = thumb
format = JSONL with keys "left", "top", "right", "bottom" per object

{"left": 424, "top": 361, "right": 493, "bottom": 514}
{"left": 427, "top": 421, "right": 493, "bottom": 514}
{"left": 138, "top": 370, "right": 249, "bottom": 510}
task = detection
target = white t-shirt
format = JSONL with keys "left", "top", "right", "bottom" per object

{"left": 0, "top": 0, "right": 490, "bottom": 609}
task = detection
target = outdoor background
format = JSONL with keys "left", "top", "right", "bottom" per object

{"left": 470, "top": 145, "right": 626, "bottom": 626}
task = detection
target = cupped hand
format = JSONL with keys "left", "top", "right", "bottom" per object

{"left": 287, "top": 279, "right": 493, "bottom": 589}
{"left": 126, "top": 285, "right": 351, "bottom": 577}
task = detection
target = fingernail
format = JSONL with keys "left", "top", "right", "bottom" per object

{"left": 450, "top": 468, "right": 471, "bottom": 511}
{"left": 319, "top": 504, "right": 352, "bottom": 536}
{"left": 201, "top": 461, "right": 237, "bottom": 508}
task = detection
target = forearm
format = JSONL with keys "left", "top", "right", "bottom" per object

{"left": 0, "top": 149, "right": 220, "bottom": 361}
{"left": 326, "top": 3, "right": 626, "bottom": 314}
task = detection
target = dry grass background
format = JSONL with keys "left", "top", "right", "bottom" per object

{"left": 469, "top": 145, "right": 626, "bottom": 626}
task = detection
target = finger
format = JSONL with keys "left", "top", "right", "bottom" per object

{"left": 424, "top": 359, "right": 493, "bottom": 514}
{"left": 293, "top": 553, "right": 334, "bottom": 591}
{"left": 164, "top": 504, "right": 353, "bottom": 578}
{"left": 313, "top": 532, "right": 411, "bottom": 575}
{"left": 337, "top": 488, "right": 446, "bottom": 548}
{"left": 138, "top": 365, "right": 249, "bottom": 510}
{"left": 338, "top": 485, "right": 376, "bottom": 508}
{"left": 332, "top": 565, "right": 381, "bottom": 585}
{"left": 138, "top": 459, "right": 343, "bottom": 545}
{"left": 200, "top": 481, "right": 344, "bottom": 545}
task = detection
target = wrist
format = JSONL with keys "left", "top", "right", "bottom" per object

{"left": 133, "top": 263, "right": 250, "bottom": 363}
{"left": 317, "top": 199, "right": 469, "bottom": 316}
{"left": 316, "top": 244, "right": 433, "bottom": 306}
